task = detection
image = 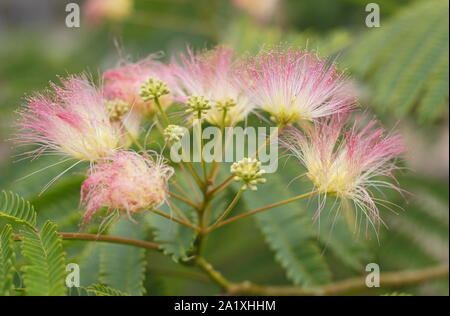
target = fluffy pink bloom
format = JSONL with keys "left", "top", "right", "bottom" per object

{"left": 170, "top": 46, "right": 253, "bottom": 126}
{"left": 17, "top": 76, "right": 121, "bottom": 161}
{"left": 84, "top": 0, "right": 133, "bottom": 25}
{"left": 282, "top": 115, "right": 405, "bottom": 228}
{"left": 243, "top": 48, "right": 355, "bottom": 125}
{"left": 81, "top": 151, "right": 174, "bottom": 224}
{"left": 103, "top": 57, "right": 173, "bottom": 116}
{"left": 232, "top": 0, "right": 280, "bottom": 23}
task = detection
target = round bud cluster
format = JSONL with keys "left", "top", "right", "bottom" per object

{"left": 139, "top": 78, "right": 170, "bottom": 102}
{"left": 230, "top": 157, "right": 267, "bottom": 191}
{"left": 164, "top": 125, "right": 186, "bottom": 144}
{"left": 186, "top": 95, "right": 211, "bottom": 118}
{"left": 106, "top": 99, "right": 130, "bottom": 120}
{"left": 215, "top": 98, "right": 237, "bottom": 112}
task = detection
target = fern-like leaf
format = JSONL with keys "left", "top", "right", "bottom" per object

{"left": 243, "top": 162, "right": 332, "bottom": 287}
{"left": 85, "top": 283, "right": 130, "bottom": 296}
{"left": 99, "top": 219, "right": 147, "bottom": 296}
{"left": 146, "top": 209, "right": 196, "bottom": 263}
{"left": 346, "top": 0, "right": 449, "bottom": 123}
{"left": 21, "top": 221, "right": 66, "bottom": 296}
{"left": 0, "top": 224, "right": 16, "bottom": 296}
{"left": 0, "top": 190, "right": 37, "bottom": 230}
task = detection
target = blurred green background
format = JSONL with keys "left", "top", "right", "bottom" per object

{"left": 0, "top": 0, "right": 448, "bottom": 296}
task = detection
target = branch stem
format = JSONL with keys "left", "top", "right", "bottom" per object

{"left": 169, "top": 192, "right": 200, "bottom": 211}
{"left": 227, "top": 264, "right": 450, "bottom": 296}
{"left": 210, "top": 191, "right": 319, "bottom": 231}
{"left": 154, "top": 97, "right": 170, "bottom": 126}
{"left": 15, "top": 233, "right": 160, "bottom": 251}
{"left": 196, "top": 257, "right": 232, "bottom": 290}
{"left": 150, "top": 209, "right": 201, "bottom": 232}
{"left": 208, "top": 125, "right": 282, "bottom": 198}
{"left": 207, "top": 189, "right": 244, "bottom": 232}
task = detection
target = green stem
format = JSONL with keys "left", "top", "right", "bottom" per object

{"left": 169, "top": 192, "right": 200, "bottom": 211}
{"left": 227, "top": 264, "right": 450, "bottom": 296}
{"left": 150, "top": 209, "right": 201, "bottom": 232}
{"left": 208, "top": 175, "right": 235, "bottom": 197}
{"left": 209, "top": 191, "right": 319, "bottom": 231}
{"left": 178, "top": 161, "right": 201, "bottom": 201}
{"left": 196, "top": 113, "right": 208, "bottom": 186}
{"left": 208, "top": 189, "right": 244, "bottom": 232}
{"left": 208, "top": 124, "right": 283, "bottom": 198}
{"left": 196, "top": 257, "right": 231, "bottom": 291}
{"left": 154, "top": 97, "right": 170, "bottom": 126}
{"left": 15, "top": 233, "right": 161, "bottom": 251}
{"left": 185, "top": 162, "right": 204, "bottom": 189}
{"left": 167, "top": 199, "right": 193, "bottom": 224}
{"left": 208, "top": 110, "right": 228, "bottom": 183}
{"left": 170, "top": 180, "right": 190, "bottom": 199}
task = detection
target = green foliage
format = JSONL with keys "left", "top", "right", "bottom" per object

{"left": 224, "top": 17, "right": 351, "bottom": 57}
{"left": 0, "top": 190, "right": 37, "bottom": 230}
{"left": 0, "top": 0, "right": 448, "bottom": 297}
{"left": 20, "top": 221, "right": 66, "bottom": 296}
{"left": 99, "top": 219, "right": 147, "bottom": 296}
{"left": 85, "top": 284, "right": 130, "bottom": 297}
{"left": 376, "top": 176, "right": 449, "bottom": 271}
{"left": 381, "top": 292, "right": 413, "bottom": 296}
{"left": 0, "top": 224, "right": 16, "bottom": 296}
{"left": 225, "top": 0, "right": 449, "bottom": 125}
{"left": 243, "top": 161, "right": 332, "bottom": 287}
{"left": 316, "top": 214, "right": 371, "bottom": 272}
{"left": 146, "top": 206, "right": 197, "bottom": 263}
{"left": 346, "top": 0, "right": 449, "bottom": 123}
{"left": 77, "top": 243, "right": 102, "bottom": 288}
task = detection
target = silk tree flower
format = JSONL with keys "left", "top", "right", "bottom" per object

{"left": 17, "top": 76, "right": 121, "bottom": 161}
{"left": 81, "top": 151, "right": 174, "bottom": 224}
{"left": 243, "top": 48, "right": 355, "bottom": 126}
{"left": 84, "top": 0, "right": 133, "bottom": 25}
{"left": 232, "top": 0, "right": 280, "bottom": 23}
{"left": 170, "top": 46, "right": 252, "bottom": 126}
{"left": 282, "top": 115, "right": 405, "bottom": 228}
{"left": 103, "top": 57, "right": 173, "bottom": 116}
{"left": 106, "top": 99, "right": 142, "bottom": 148}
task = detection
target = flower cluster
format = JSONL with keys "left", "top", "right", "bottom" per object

{"left": 17, "top": 76, "right": 121, "bottom": 161}
{"left": 102, "top": 57, "right": 173, "bottom": 116}
{"left": 170, "top": 46, "right": 253, "bottom": 126}
{"left": 163, "top": 125, "right": 186, "bottom": 144}
{"left": 243, "top": 49, "right": 355, "bottom": 125}
{"left": 16, "top": 44, "right": 405, "bottom": 229}
{"left": 81, "top": 151, "right": 173, "bottom": 224}
{"left": 282, "top": 115, "right": 405, "bottom": 225}
{"left": 231, "top": 158, "right": 267, "bottom": 191}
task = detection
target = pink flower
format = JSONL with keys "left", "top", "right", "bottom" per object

{"left": 243, "top": 48, "right": 355, "bottom": 125}
{"left": 81, "top": 151, "right": 173, "bottom": 224}
{"left": 232, "top": 0, "right": 280, "bottom": 23}
{"left": 103, "top": 57, "right": 173, "bottom": 116}
{"left": 282, "top": 115, "right": 405, "bottom": 228}
{"left": 84, "top": 0, "right": 133, "bottom": 25}
{"left": 170, "top": 46, "right": 253, "bottom": 126}
{"left": 17, "top": 76, "right": 121, "bottom": 161}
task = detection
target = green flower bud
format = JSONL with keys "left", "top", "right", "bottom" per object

{"left": 230, "top": 158, "right": 266, "bottom": 191}
{"left": 106, "top": 99, "right": 130, "bottom": 120}
{"left": 186, "top": 95, "right": 211, "bottom": 118}
{"left": 215, "top": 98, "right": 237, "bottom": 112}
{"left": 164, "top": 125, "right": 186, "bottom": 144}
{"left": 140, "top": 78, "right": 170, "bottom": 102}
